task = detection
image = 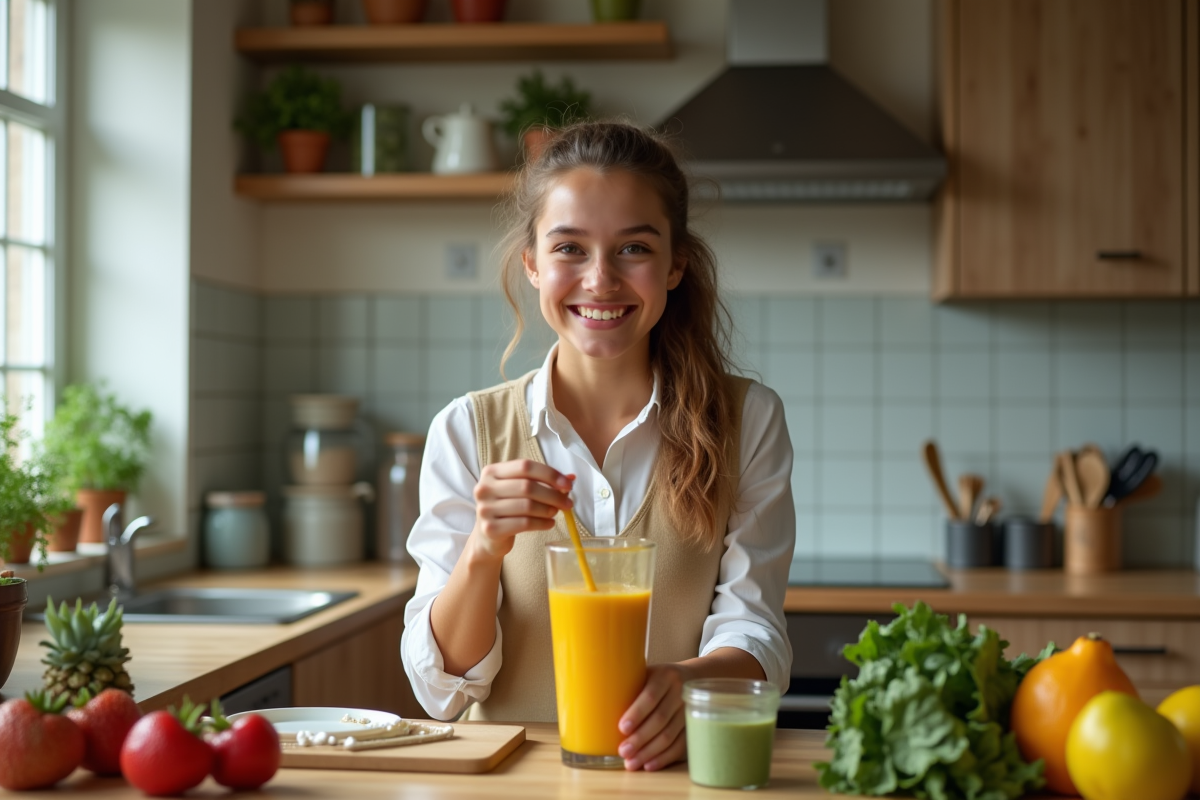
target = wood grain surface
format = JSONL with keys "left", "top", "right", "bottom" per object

{"left": 32, "top": 724, "right": 1064, "bottom": 799}
{"left": 234, "top": 172, "right": 514, "bottom": 202}
{"left": 0, "top": 564, "right": 419, "bottom": 710}
{"left": 280, "top": 722, "right": 525, "bottom": 774}
{"left": 784, "top": 567, "right": 1200, "bottom": 618}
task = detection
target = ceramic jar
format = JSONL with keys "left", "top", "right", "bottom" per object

{"left": 422, "top": 103, "right": 498, "bottom": 174}
{"left": 204, "top": 492, "right": 270, "bottom": 570}
{"left": 283, "top": 483, "right": 375, "bottom": 566}
{"left": 376, "top": 432, "right": 424, "bottom": 564}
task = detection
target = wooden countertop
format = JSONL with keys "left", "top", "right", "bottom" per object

{"left": 784, "top": 566, "right": 1200, "bottom": 618}
{"left": 1, "top": 564, "right": 419, "bottom": 710}
{"left": 29, "top": 723, "right": 1059, "bottom": 799}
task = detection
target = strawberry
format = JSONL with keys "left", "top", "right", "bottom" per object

{"left": 208, "top": 703, "right": 281, "bottom": 790}
{"left": 0, "top": 691, "right": 86, "bottom": 790}
{"left": 120, "top": 697, "right": 213, "bottom": 796}
{"left": 67, "top": 687, "right": 143, "bottom": 775}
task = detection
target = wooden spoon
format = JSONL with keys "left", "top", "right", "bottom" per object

{"left": 975, "top": 496, "right": 1001, "bottom": 525}
{"left": 922, "top": 441, "right": 961, "bottom": 520}
{"left": 1038, "top": 460, "right": 1063, "bottom": 523}
{"left": 1058, "top": 451, "right": 1085, "bottom": 507}
{"left": 957, "top": 473, "right": 985, "bottom": 521}
{"left": 1075, "top": 448, "right": 1110, "bottom": 509}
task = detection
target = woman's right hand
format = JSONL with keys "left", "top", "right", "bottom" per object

{"left": 471, "top": 459, "right": 574, "bottom": 558}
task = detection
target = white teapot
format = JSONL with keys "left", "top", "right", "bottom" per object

{"left": 422, "top": 103, "right": 498, "bottom": 174}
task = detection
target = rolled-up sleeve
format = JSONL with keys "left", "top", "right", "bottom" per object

{"left": 699, "top": 382, "right": 795, "bottom": 693}
{"left": 400, "top": 397, "right": 503, "bottom": 721}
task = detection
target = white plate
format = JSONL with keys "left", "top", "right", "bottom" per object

{"left": 228, "top": 707, "right": 403, "bottom": 735}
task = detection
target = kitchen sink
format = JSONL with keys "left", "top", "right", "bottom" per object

{"left": 27, "top": 588, "right": 359, "bottom": 624}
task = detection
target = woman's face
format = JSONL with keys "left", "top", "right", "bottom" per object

{"left": 523, "top": 168, "right": 684, "bottom": 364}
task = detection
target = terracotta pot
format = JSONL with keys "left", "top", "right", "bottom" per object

{"left": 2, "top": 523, "right": 36, "bottom": 564}
{"left": 290, "top": 0, "right": 333, "bottom": 26}
{"left": 451, "top": 0, "right": 506, "bottom": 23}
{"left": 522, "top": 128, "right": 550, "bottom": 163}
{"left": 47, "top": 508, "right": 84, "bottom": 553}
{"left": 278, "top": 130, "right": 332, "bottom": 174}
{"left": 363, "top": 0, "right": 427, "bottom": 24}
{"left": 0, "top": 575, "right": 27, "bottom": 689}
{"left": 76, "top": 489, "right": 127, "bottom": 544}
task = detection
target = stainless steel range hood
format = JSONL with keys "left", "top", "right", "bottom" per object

{"left": 660, "top": 0, "right": 945, "bottom": 202}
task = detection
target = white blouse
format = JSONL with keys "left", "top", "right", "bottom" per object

{"left": 401, "top": 347, "right": 796, "bottom": 721}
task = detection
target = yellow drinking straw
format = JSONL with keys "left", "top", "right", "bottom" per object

{"left": 562, "top": 507, "right": 597, "bottom": 592}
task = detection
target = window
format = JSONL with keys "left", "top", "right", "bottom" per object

{"left": 0, "top": 0, "right": 61, "bottom": 441}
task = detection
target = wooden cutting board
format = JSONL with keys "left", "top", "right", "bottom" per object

{"left": 279, "top": 722, "right": 526, "bottom": 774}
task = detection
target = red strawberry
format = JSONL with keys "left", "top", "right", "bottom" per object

{"left": 0, "top": 691, "right": 86, "bottom": 790}
{"left": 67, "top": 688, "right": 143, "bottom": 775}
{"left": 120, "top": 697, "right": 213, "bottom": 796}
{"left": 209, "top": 712, "right": 281, "bottom": 790}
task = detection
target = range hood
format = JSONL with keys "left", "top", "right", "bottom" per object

{"left": 660, "top": 0, "right": 945, "bottom": 202}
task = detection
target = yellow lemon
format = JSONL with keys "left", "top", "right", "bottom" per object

{"left": 1159, "top": 686, "right": 1200, "bottom": 794}
{"left": 1066, "top": 691, "right": 1192, "bottom": 800}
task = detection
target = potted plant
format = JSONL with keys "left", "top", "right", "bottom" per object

{"left": 235, "top": 66, "right": 353, "bottom": 174}
{"left": 452, "top": 0, "right": 506, "bottom": 23}
{"left": 499, "top": 70, "right": 592, "bottom": 161}
{"left": 363, "top": 0, "right": 427, "bottom": 24}
{"left": 0, "top": 408, "right": 50, "bottom": 568}
{"left": 42, "top": 384, "right": 152, "bottom": 546}
{"left": 290, "top": 0, "right": 333, "bottom": 25}
{"left": 0, "top": 569, "right": 27, "bottom": 689}
{"left": 32, "top": 446, "right": 82, "bottom": 553}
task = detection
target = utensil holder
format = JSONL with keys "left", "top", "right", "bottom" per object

{"left": 1003, "top": 518, "right": 1056, "bottom": 570}
{"left": 945, "top": 520, "right": 995, "bottom": 568}
{"left": 1064, "top": 506, "right": 1122, "bottom": 575}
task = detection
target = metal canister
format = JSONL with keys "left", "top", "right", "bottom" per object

{"left": 376, "top": 432, "right": 425, "bottom": 563}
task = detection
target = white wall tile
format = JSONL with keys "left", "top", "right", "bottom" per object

{"left": 819, "top": 458, "right": 875, "bottom": 507}
{"left": 993, "top": 303, "right": 1051, "bottom": 349}
{"left": 1054, "top": 303, "right": 1122, "bottom": 346}
{"left": 991, "top": 455, "right": 1057, "bottom": 517}
{"left": 1053, "top": 347, "right": 1122, "bottom": 402}
{"left": 764, "top": 297, "right": 816, "bottom": 346}
{"left": 373, "top": 296, "right": 423, "bottom": 342}
{"left": 791, "top": 456, "right": 816, "bottom": 507}
{"left": 879, "top": 457, "right": 934, "bottom": 511}
{"left": 786, "top": 402, "right": 817, "bottom": 454}
{"left": 793, "top": 508, "right": 817, "bottom": 561}
{"left": 995, "top": 351, "right": 1051, "bottom": 402}
{"left": 426, "top": 296, "right": 478, "bottom": 343}
{"left": 879, "top": 298, "right": 933, "bottom": 348}
{"left": 728, "top": 295, "right": 766, "bottom": 345}
{"left": 372, "top": 344, "right": 424, "bottom": 396}
{"left": 880, "top": 351, "right": 933, "bottom": 401}
{"left": 265, "top": 296, "right": 316, "bottom": 343}
{"left": 219, "top": 287, "right": 261, "bottom": 340}
{"left": 995, "top": 405, "right": 1053, "bottom": 458}
{"left": 937, "top": 350, "right": 991, "bottom": 401}
{"left": 264, "top": 345, "right": 316, "bottom": 395}
{"left": 1125, "top": 347, "right": 1183, "bottom": 403}
{"left": 819, "top": 350, "right": 876, "bottom": 399}
{"left": 1125, "top": 301, "right": 1183, "bottom": 345}
{"left": 427, "top": 344, "right": 476, "bottom": 401}
{"left": 762, "top": 349, "right": 816, "bottom": 400}
{"left": 1125, "top": 403, "right": 1184, "bottom": 459}
{"left": 819, "top": 403, "right": 875, "bottom": 455}
{"left": 879, "top": 511, "right": 937, "bottom": 557}
{"left": 816, "top": 511, "right": 875, "bottom": 557}
{"left": 935, "top": 304, "right": 991, "bottom": 348}
{"left": 318, "top": 345, "right": 369, "bottom": 395}
{"left": 319, "top": 296, "right": 369, "bottom": 342}
{"left": 820, "top": 298, "right": 876, "bottom": 346}
{"left": 880, "top": 404, "right": 935, "bottom": 456}
{"left": 1053, "top": 404, "right": 1124, "bottom": 452}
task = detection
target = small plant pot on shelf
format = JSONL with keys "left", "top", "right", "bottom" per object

{"left": 591, "top": 0, "right": 640, "bottom": 21}
{"left": 278, "top": 130, "right": 332, "bottom": 174}
{"left": 363, "top": 0, "right": 427, "bottom": 24}
{"left": 0, "top": 575, "right": 27, "bottom": 688}
{"left": 452, "top": 0, "right": 506, "bottom": 23}
{"left": 47, "top": 508, "right": 84, "bottom": 553}
{"left": 76, "top": 489, "right": 127, "bottom": 544}
{"left": 2, "top": 523, "right": 37, "bottom": 564}
{"left": 290, "top": 0, "right": 334, "bottom": 26}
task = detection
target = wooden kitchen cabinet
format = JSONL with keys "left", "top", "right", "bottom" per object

{"left": 935, "top": 0, "right": 1196, "bottom": 299}
{"left": 292, "top": 612, "right": 423, "bottom": 717}
{"left": 970, "top": 615, "right": 1200, "bottom": 704}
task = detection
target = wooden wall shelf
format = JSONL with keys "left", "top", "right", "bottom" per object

{"left": 234, "top": 172, "right": 514, "bottom": 201}
{"left": 235, "top": 22, "right": 672, "bottom": 63}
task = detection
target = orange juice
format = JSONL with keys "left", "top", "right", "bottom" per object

{"left": 548, "top": 582, "right": 651, "bottom": 756}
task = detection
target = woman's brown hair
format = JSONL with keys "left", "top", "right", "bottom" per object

{"left": 497, "top": 121, "right": 736, "bottom": 550}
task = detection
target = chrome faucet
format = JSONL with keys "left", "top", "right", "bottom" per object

{"left": 103, "top": 503, "right": 154, "bottom": 597}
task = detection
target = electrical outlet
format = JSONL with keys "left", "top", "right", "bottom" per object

{"left": 445, "top": 243, "right": 479, "bottom": 281}
{"left": 812, "top": 241, "right": 848, "bottom": 279}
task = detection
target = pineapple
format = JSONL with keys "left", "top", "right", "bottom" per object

{"left": 39, "top": 597, "right": 134, "bottom": 704}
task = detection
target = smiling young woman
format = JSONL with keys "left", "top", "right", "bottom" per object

{"left": 400, "top": 122, "right": 796, "bottom": 772}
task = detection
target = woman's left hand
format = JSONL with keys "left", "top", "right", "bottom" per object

{"left": 616, "top": 663, "right": 690, "bottom": 771}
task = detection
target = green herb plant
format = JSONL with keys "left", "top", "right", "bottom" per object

{"left": 42, "top": 384, "right": 152, "bottom": 494}
{"left": 0, "top": 406, "right": 51, "bottom": 567}
{"left": 816, "top": 601, "right": 1054, "bottom": 800}
{"left": 235, "top": 65, "right": 353, "bottom": 150}
{"left": 499, "top": 70, "right": 592, "bottom": 138}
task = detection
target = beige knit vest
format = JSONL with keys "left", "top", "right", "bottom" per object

{"left": 466, "top": 371, "right": 752, "bottom": 723}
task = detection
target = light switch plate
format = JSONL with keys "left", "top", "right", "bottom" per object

{"left": 813, "top": 241, "right": 848, "bottom": 279}
{"left": 445, "top": 243, "right": 479, "bottom": 281}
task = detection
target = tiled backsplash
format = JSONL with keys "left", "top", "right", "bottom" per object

{"left": 190, "top": 278, "right": 1200, "bottom": 569}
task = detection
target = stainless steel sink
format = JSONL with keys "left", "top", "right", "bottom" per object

{"left": 28, "top": 588, "right": 358, "bottom": 624}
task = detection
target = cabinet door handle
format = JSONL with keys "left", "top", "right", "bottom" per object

{"left": 1111, "top": 645, "right": 1168, "bottom": 656}
{"left": 1096, "top": 250, "right": 1143, "bottom": 260}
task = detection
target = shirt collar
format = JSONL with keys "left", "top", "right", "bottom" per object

{"left": 528, "top": 343, "right": 661, "bottom": 436}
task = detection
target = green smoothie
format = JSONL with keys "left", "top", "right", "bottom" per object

{"left": 685, "top": 714, "right": 776, "bottom": 789}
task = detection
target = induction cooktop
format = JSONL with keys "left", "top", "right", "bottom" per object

{"left": 787, "top": 558, "right": 949, "bottom": 588}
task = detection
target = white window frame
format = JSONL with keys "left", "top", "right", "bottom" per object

{"left": 0, "top": 0, "right": 65, "bottom": 430}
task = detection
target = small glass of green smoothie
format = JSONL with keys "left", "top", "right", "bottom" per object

{"left": 683, "top": 678, "right": 780, "bottom": 790}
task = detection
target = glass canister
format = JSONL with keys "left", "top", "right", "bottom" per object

{"left": 286, "top": 395, "right": 364, "bottom": 485}
{"left": 376, "top": 432, "right": 424, "bottom": 564}
{"left": 204, "top": 491, "right": 270, "bottom": 569}
{"left": 352, "top": 104, "right": 412, "bottom": 175}
{"left": 683, "top": 678, "right": 780, "bottom": 789}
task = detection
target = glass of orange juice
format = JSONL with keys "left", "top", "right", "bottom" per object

{"left": 546, "top": 537, "right": 656, "bottom": 769}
